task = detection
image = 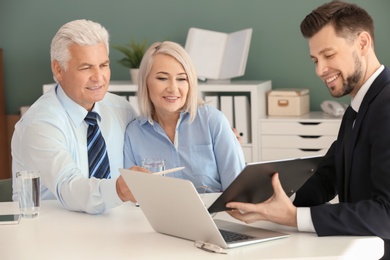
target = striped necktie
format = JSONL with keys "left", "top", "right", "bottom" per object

{"left": 84, "top": 111, "right": 111, "bottom": 179}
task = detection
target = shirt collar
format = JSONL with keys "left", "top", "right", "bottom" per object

{"left": 351, "top": 65, "right": 384, "bottom": 112}
{"left": 56, "top": 84, "right": 101, "bottom": 127}
{"left": 140, "top": 111, "right": 189, "bottom": 126}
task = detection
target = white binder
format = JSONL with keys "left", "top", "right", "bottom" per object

{"left": 220, "top": 96, "right": 234, "bottom": 127}
{"left": 185, "top": 27, "right": 252, "bottom": 81}
{"left": 204, "top": 95, "right": 219, "bottom": 109}
{"left": 234, "top": 96, "right": 251, "bottom": 143}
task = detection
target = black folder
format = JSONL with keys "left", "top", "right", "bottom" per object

{"left": 208, "top": 155, "right": 323, "bottom": 213}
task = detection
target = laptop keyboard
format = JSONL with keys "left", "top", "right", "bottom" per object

{"left": 219, "top": 229, "right": 255, "bottom": 243}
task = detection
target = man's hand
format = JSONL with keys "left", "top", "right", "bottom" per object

{"left": 116, "top": 165, "right": 151, "bottom": 202}
{"left": 116, "top": 176, "right": 136, "bottom": 202}
{"left": 226, "top": 173, "right": 298, "bottom": 227}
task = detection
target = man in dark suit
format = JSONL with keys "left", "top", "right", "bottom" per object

{"left": 226, "top": 1, "right": 390, "bottom": 259}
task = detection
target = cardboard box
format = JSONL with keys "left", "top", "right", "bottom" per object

{"left": 268, "top": 89, "right": 309, "bottom": 116}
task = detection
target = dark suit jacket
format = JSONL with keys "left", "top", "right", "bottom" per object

{"left": 294, "top": 67, "right": 390, "bottom": 257}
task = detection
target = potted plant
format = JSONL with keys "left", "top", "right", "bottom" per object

{"left": 112, "top": 39, "right": 147, "bottom": 83}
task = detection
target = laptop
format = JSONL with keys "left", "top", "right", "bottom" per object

{"left": 208, "top": 155, "right": 323, "bottom": 213}
{"left": 120, "top": 168, "right": 289, "bottom": 249}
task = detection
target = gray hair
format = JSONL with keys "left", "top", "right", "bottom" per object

{"left": 50, "top": 19, "right": 109, "bottom": 82}
{"left": 137, "top": 41, "right": 204, "bottom": 122}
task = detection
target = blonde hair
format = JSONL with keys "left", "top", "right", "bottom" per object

{"left": 137, "top": 41, "right": 204, "bottom": 122}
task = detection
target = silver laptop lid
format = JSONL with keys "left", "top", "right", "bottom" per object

{"left": 120, "top": 169, "right": 289, "bottom": 249}
{"left": 120, "top": 169, "right": 227, "bottom": 247}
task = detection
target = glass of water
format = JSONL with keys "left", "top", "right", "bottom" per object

{"left": 141, "top": 158, "right": 166, "bottom": 173}
{"left": 16, "top": 171, "right": 40, "bottom": 218}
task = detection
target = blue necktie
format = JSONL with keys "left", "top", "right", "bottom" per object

{"left": 84, "top": 112, "right": 111, "bottom": 179}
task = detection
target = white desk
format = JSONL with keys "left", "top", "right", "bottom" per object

{"left": 0, "top": 196, "right": 383, "bottom": 260}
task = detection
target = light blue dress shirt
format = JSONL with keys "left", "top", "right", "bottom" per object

{"left": 11, "top": 85, "right": 136, "bottom": 214}
{"left": 124, "top": 104, "right": 245, "bottom": 192}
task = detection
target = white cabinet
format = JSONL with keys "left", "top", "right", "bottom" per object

{"left": 43, "top": 80, "right": 272, "bottom": 163}
{"left": 258, "top": 112, "right": 341, "bottom": 161}
{"left": 198, "top": 81, "right": 272, "bottom": 162}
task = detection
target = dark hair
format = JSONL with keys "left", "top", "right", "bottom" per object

{"left": 300, "top": 0, "right": 374, "bottom": 45}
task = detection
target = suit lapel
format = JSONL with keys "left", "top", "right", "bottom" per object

{"left": 344, "top": 67, "right": 390, "bottom": 200}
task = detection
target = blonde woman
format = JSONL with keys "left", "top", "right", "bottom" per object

{"left": 124, "top": 41, "right": 245, "bottom": 192}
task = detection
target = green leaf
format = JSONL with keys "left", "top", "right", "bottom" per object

{"left": 112, "top": 39, "right": 148, "bottom": 68}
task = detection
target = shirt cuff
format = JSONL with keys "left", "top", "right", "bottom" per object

{"left": 297, "top": 207, "right": 316, "bottom": 233}
{"left": 100, "top": 178, "right": 124, "bottom": 210}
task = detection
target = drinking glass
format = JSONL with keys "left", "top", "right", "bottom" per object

{"left": 141, "top": 158, "right": 166, "bottom": 173}
{"left": 16, "top": 170, "right": 40, "bottom": 218}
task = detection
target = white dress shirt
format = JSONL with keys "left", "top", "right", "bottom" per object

{"left": 11, "top": 85, "right": 136, "bottom": 214}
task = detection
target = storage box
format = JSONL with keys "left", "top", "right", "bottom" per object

{"left": 267, "top": 89, "right": 309, "bottom": 116}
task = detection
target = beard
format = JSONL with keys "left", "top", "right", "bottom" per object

{"left": 329, "top": 51, "right": 362, "bottom": 98}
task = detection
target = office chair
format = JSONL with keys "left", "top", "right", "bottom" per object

{"left": 0, "top": 178, "right": 13, "bottom": 202}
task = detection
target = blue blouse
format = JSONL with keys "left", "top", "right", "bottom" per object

{"left": 124, "top": 104, "right": 245, "bottom": 192}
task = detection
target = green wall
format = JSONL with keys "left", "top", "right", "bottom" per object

{"left": 1, "top": 0, "right": 389, "bottom": 114}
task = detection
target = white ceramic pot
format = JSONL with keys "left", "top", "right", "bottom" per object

{"left": 130, "top": 68, "right": 139, "bottom": 84}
